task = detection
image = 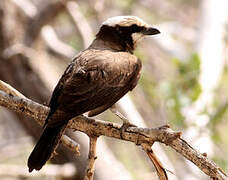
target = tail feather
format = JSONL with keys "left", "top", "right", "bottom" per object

{"left": 27, "top": 124, "right": 66, "bottom": 172}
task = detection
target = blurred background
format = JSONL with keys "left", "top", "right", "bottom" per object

{"left": 0, "top": 0, "right": 228, "bottom": 179}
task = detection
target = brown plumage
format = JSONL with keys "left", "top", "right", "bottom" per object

{"left": 27, "top": 16, "right": 160, "bottom": 172}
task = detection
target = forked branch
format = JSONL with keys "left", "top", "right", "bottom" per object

{"left": 0, "top": 81, "right": 227, "bottom": 180}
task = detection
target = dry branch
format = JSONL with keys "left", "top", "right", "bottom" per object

{"left": 61, "top": 135, "right": 80, "bottom": 156}
{"left": 0, "top": 80, "right": 26, "bottom": 98}
{"left": 84, "top": 136, "right": 98, "bottom": 180}
{"left": 0, "top": 84, "right": 227, "bottom": 179}
{"left": 142, "top": 143, "right": 168, "bottom": 180}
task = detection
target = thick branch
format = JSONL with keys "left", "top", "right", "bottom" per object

{"left": 0, "top": 90, "right": 227, "bottom": 179}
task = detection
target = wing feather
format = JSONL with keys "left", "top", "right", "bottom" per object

{"left": 46, "top": 49, "right": 141, "bottom": 126}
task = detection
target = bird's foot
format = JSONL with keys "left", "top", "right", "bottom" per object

{"left": 120, "top": 122, "right": 137, "bottom": 139}
{"left": 110, "top": 105, "right": 137, "bottom": 138}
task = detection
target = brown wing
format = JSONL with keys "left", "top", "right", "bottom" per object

{"left": 47, "top": 49, "right": 141, "bottom": 126}
{"left": 45, "top": 61, "right": 75, "bottom": 125}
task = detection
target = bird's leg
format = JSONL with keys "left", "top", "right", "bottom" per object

{"left": 110, "top": 105, "right": 136, "bottom": 138}
{"left": 110, "top": 105, "right": 128, "bottom": 123}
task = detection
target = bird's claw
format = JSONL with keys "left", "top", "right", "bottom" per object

{"left": 120, "top": 122, "right": 137, "bottom": 139}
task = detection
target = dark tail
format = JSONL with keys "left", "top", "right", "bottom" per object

{"left": 27, "top": 124, "right": 66, "bottom": 172}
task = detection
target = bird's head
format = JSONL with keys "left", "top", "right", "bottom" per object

{"left": 95, "top": 16, "right": 160, "bottom": 53}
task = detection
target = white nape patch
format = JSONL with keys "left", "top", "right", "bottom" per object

{"left": 102, "top": 16, "right": 149, "bottom": 28}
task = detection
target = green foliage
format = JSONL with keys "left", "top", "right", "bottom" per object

{"left": 172, "top": 53, "right": 201, "bottom": 102}
{"left": 209, "top": 68, "right": 228, "bottom": 143}
{"left": 210, "top": 102, "right": 228, "bottom": 128}
{"left": 160, "top": 53, "right": 202, "bottom": 128}
{"left": 159, "top": 81, "right": 185, "bottom": 127}
{"left": 139, "top": 54, "right": 202, "bottom": 128}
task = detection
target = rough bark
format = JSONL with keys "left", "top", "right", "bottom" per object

{"left": 0, "top": 89, "right": 226, "bottom": 180}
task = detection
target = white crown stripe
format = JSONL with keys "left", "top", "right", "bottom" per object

{"left": 102, "top": 16, "right": 149, "bottom": 27}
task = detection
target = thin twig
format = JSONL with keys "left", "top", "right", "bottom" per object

{"left": 0, "top": 80, "right": 26, "bottom": 98}
{"left": 142, "top": 143, "right": 168, "bottom": 180}
{"left": 62, "top": 135, "right": 80, "bottom": 156}
{"left": 84, "top": 136, "right": 98, "bottom": 180}
{"left": 0, "top": 83, "right": 227, "bottom": 179}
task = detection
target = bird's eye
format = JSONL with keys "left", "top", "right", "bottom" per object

{"left": 130, "top": 24, "right": 143, "bottom": 33}
{"left": 131, "top": 24, "right": 138, "bottom": 29}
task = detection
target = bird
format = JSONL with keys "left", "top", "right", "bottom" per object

{"left": 27, "top": 16, "right": 160, "bottom": 172}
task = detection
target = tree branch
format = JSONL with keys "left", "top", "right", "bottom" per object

{"left": 0, "top": 80, "right": 80, "bottom": 156}
{"left": 84, "top": 136, "right": 98, "bottom": 180}
{"left": 0, "top": 83, "right": 227, "bottom": 179}
{"left": 142, "top": 143, "right": 168, "bottom": 180}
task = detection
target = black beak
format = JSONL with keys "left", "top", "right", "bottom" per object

{"left": 142, "top": 27, "right": 160, "bottom": 35}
